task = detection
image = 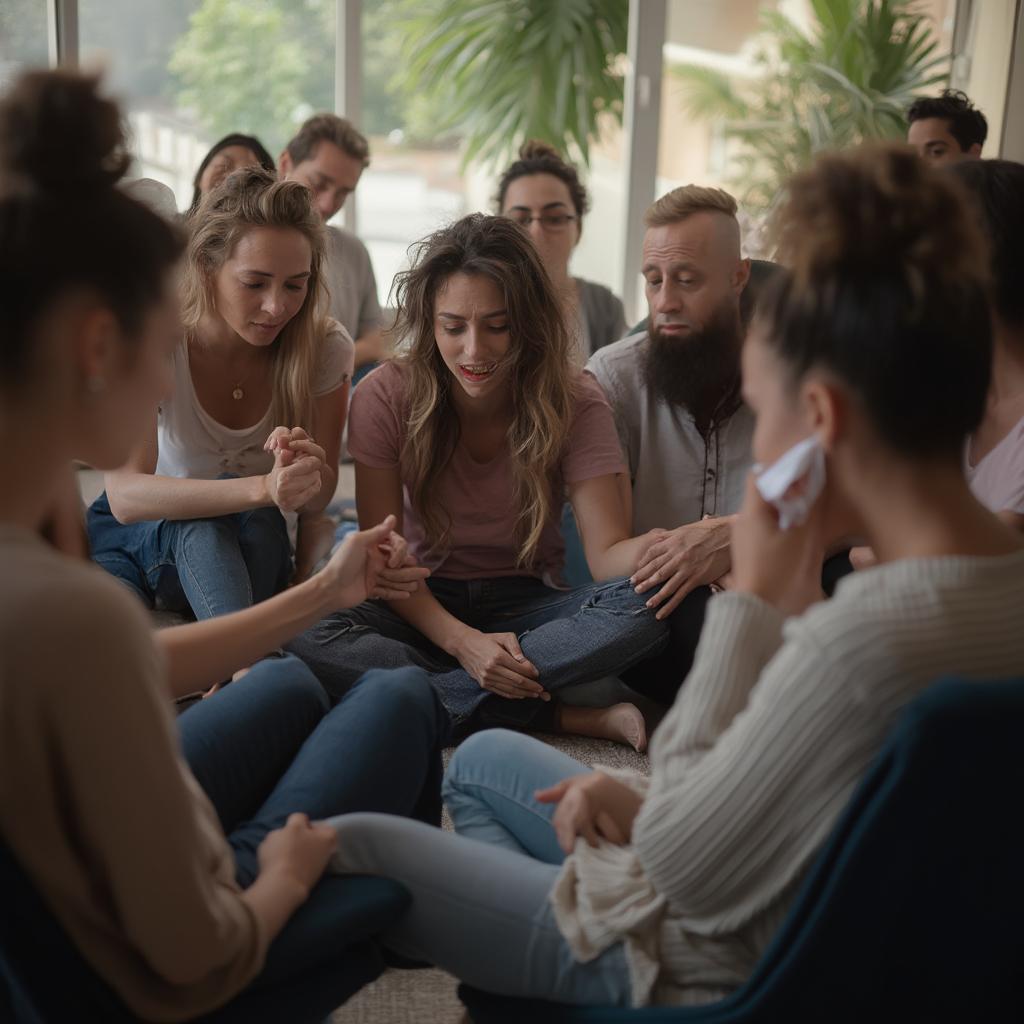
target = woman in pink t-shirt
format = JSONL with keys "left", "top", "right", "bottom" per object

{"left": 288, "top": 214, "right": 669, "bottom": 746}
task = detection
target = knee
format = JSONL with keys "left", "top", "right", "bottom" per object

{"left": 240, "top": 505, "right": 289, "bottom": 545}
{"left": 351, "top": 667, "right": 447, "bottom": 728}
{"left": 248, "top": 653, "right": 330, "bottom": 719}
{"left": 445, "top": 728, "right": 526, "bottom": 795}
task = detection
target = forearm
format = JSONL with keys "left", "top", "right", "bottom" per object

{"left": 240, "top": 869, "right": 307, "bottom": 946}
{"left": 299, "top": 461, "right": 338, "bottom": 516}
{"left": 586, "top": 532, "right": 656, "bottom": 581}
{"left": 353, "top": 328, "right": 385, "bottom": 369}
{"left": 156, "top": 573, "right": 335, "bottom": 696}
{"left": 105, "top": 471, "right": 269, "bottom": 524}
{"left": 388, "top": 584, "right": 471, "bottom": 655}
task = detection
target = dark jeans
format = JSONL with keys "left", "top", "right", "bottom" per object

{"left": 286, "top": 575, "right": 669, "bottom": 736}
{"left": 177, "top": 654, "right": 449, "bottom": 1022}
{"left": 87, "top": 491, "right": 291, "bottom": 620}
{"left": 621, "top": 550, "right": 857, "bottom": 708}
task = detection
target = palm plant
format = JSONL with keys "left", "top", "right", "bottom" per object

{"left": 673, "top": 0, "right": 949, "bottom": 211}
{"left": 391, "top": 0, "right": 629, "bottom": 167}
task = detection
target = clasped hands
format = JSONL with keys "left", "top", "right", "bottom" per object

{"left": 263, "top": 426, "right": 327, "bottom": 513}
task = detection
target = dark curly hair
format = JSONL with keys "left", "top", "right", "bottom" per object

{"left": 907, "top": 89, "right": 988, "bottom": 153}
{"left": 758, "top": 143, "right": 991, "bottom": 460}
{"left": 495, "top": 140, "right": 590, "bottom": 233}
{"left": 0, "top": 70, "right": 183, "bottom": 393}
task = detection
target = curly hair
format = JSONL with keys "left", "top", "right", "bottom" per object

{"left": 495, "top": 140, "right": 590, "bottom": 233}
{"left": 907, "top": 89, "right": 988, "bottom": 152}
{"left": 758, "top": 143, "right": 991, "bottom": 459}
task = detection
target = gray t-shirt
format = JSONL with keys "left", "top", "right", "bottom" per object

{"left": 576, "top": 277, "right": 627, "bottom": 358}
{"left": 586, "top": 330, "right": 755, "bottom": 534}
{"left": 324, "top": 225, "right": 383, "bottom": 341}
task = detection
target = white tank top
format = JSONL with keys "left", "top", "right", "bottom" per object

{"left": 156, "top": 319, "right": 354, "bottom": 480}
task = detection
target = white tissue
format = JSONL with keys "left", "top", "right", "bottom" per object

{"left": 753, "top": 436, "right": 825, "bottom": 530}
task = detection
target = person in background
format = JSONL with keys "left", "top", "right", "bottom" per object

{"left": 907, "top": 88, "right": 987, "bottom": 165}
{"left": 497, "top": 140, "right": 626, "bottom": 362}
{"left": 87, "top": 167, "right": 354, "bottom": 617}
{"left": 280, "top": 114, "right": 386, "bottom": 376}
{"left": 322, "top": 141, "right": 1024, "bottom": 1012}
{"left": 188, "top": 132, "right": 276, "bottom": 215}
{"left": 0, "top": 69, "right": 445, "bottom": 1024}
{"left": 287, "top": 214, "right": 669, "bottom": 750}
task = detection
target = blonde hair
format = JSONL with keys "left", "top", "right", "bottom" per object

{"left": 644, "top": 184, "right": 738, "bottom": 228}
{"left": 181, "top": 167, "right": 326, "bottom": 432}
{"left": 392, "top": 213, "right": 576, "bottom": 566}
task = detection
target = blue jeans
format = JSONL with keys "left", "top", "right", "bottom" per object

{"left": 286, "top": 575, "right": 669, "bottom": 734}
{"left": 178, "top": 655, "right": 450, "bottom": 1021}
{"left": 87, "top": 490, "right": 291, "bottom": 620}
{"left": 327, "top": 728, "right": 632, "bottom": 1006}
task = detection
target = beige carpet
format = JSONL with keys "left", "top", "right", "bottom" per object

{"left": 333, "top": 734, "right": 650, "bottom": 1024}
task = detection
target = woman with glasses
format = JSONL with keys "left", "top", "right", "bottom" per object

{"left": 497, "top": 141, "right": 626, "bottom": 362}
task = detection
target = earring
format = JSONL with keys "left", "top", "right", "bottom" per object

{"left": 86, "top": 376, "right": 106, "bottom": 394}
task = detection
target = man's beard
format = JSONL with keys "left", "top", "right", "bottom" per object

{"left": 643, "top": 299, "right": 743, "bottom": 431}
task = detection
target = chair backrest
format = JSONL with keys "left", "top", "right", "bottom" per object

{"left": 0, "top": 838, "right": 140, "bottom": 1022}
{"left": 722, "top": 674, "right": 1024, "bottom": 1023}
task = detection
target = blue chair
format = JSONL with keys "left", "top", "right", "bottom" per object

{"left": 460, "top": 675, "right": 1024, "bottom": 1023}
{"left": 0, "top": 841, "right": 410, "bottom": 1024}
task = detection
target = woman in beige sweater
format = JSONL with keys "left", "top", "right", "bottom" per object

{"left": 325, "top": 145, "right": 1024, "bottom": 1006}
{"left": 0, "top": 71, "right": 441, "bottom": 1022}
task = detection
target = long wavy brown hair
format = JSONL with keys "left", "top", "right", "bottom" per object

{"left": 180, "top": 166, "right": 326, "bottom": 432}
{"left": 392, "top": 213, "right": 577, "bottom": 566}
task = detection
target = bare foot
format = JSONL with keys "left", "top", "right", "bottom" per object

{"left": 559, "top": 702, "right": 648, "bottom": 752}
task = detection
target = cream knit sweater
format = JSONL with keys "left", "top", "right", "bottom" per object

{"left": 551, "top": 550, "right": 1024, "bottom": 1006}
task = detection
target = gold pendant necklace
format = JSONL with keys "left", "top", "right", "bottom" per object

{"left": 232, "top": 384, "right": 245, "bottom": 401}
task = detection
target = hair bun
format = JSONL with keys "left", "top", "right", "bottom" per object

{"left": 775, "top": 144, "right": 979, "bottom": 290}
{"left": 0, "top": 70, "right": 130, "bottom": 198}
{"left": 518, "top": 139, "right": 564, "bottom": 164}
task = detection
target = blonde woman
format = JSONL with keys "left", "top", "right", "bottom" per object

{"left": 88, "top": 167, "right": 353, "bottom": 619}
{"left": 288, "top": 214, "right": 668, "bottom": 748}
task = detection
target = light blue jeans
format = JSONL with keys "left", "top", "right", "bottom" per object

{"left": 87, "top": 490, "right": 291, "bottom": 620}
{"left": 327, "top": 729, "right": 633, "bottom": 1006}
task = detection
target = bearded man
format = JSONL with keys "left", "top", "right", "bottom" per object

{"left": 587, "top": 186, "right": 766, "bottom": 704}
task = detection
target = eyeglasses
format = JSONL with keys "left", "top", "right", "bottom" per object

{"left": 507, "top": 212, "right": 578, "bottom": 232}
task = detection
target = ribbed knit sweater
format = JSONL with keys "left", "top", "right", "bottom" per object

{"left": 551, "top": 550, "right": 1024, "bottom": 1006}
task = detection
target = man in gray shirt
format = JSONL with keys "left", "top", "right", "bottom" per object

{"left": 280, "top": 114, "right": 385, "bottom": 373}
{"left": 587, "top": 185, "right": 756, "bottom": 703}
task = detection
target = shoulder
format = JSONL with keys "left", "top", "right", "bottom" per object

{"left": 326, "top": 225, "right": 373, "bottom": 267}
{"left": 1, "top": 539, "right": 159, "bottom": 697}
{"left": 349, "top": 360, "right": 409, "bottom": 423}
{"left": 577, "top": 278, "right": 623, "bottom": 314}
{"left": 586, "top": 330, "right": 648, "bottom": 390}
{"left": 321, "top": 317, "right": 356, "bottom": 366}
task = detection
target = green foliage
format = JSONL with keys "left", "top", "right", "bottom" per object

{"left": 672, "top": 0, "right": 949, "bottom": 210}
{"left": 169, "top": 0, "right": 334, "bottom": 153}
{"left": 391, "top": 0, "right": 629, "bottom": 167}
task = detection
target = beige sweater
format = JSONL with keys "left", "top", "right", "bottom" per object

{"left": 0, "top": 525, "right": 266, "bottom": 1021}
{"left": 551, "top": 549, "right": 1024, "bottom": 1007}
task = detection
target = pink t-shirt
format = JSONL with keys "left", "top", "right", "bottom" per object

{"left": 966, "top": 414, "right": 1024, "bottom": 515}
{"left": 348, "top": 360, "right": 626, "bottom": 581}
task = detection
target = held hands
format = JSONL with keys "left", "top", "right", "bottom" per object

{"left": 257, "top": 812, "right": 337, "bottom": 901}
{"left": 263, "top": 426, "right": 326, "bottom": 513}
{"left": 450, "top": 629, "right": 549, "bottom": 702}
{"left": 730, "top": 474, "right": 826, "bottom": 618}
{"left": 320, "top": 514, "right": 430, "bottom": 608}
{"left": 631, "top": 517, "right": 733, "bottom": 619}
{"left": 536, "top": 772, "right": 644, "bottom": 854}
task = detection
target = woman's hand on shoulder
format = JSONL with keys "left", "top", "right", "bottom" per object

{"left": 320, "top": 515, "right": 430, "bottom": 609}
